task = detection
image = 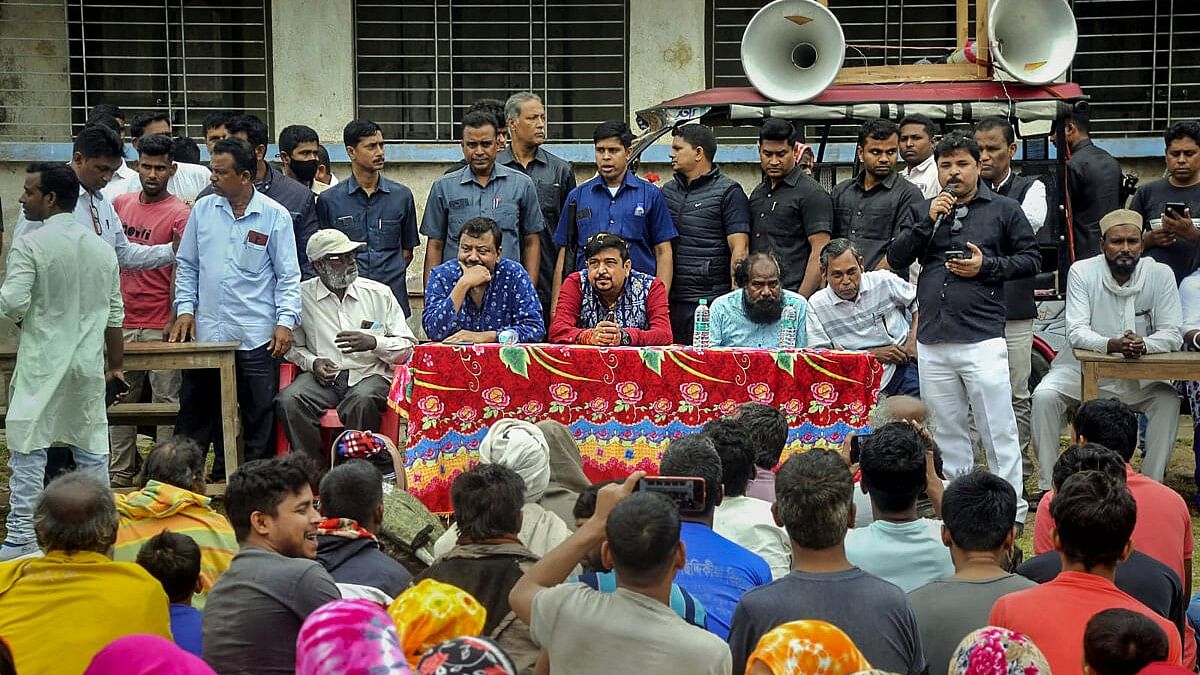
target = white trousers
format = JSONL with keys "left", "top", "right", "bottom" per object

{"left": 918, "top": 338, "right": 1029, "bottom": 522}
{"left": 1031, "top": 380, "right": 1179, "bottom": 489}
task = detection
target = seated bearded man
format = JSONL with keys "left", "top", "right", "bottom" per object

{"left": 549, "top": 232, "right": 673, "bottom": 346}
{"left": 709, "top": 252, "right": 830, "bottom": 348}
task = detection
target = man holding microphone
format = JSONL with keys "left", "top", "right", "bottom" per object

{"left": 886, "top": 131, "right": 1040, "bottom": 526}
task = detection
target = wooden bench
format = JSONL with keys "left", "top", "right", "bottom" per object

{"left": 1075, "top": 348, "right": 1200, "bottom": 400}
{"left": 0, "top": 402, "right": 181, "bottom": 427}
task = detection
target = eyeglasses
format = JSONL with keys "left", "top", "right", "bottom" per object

{"left": 88, "top": 196, "right": 102, "bottom": 236}
{"left": 949, "top": 206, "right": 969, "bottom": 235}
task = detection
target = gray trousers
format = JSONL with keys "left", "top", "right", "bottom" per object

{"left": 274, "top": 371, "right": 391, "bottom": 459}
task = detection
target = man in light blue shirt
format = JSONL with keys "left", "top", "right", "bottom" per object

{"left": 170, "top": 137, "right": 301, "bottom": 478}
{"left": 421, "top": 111, "right": 544, "bottom": 289}
{"left": 709, "top": 253, "right": 830, "bottom": 349}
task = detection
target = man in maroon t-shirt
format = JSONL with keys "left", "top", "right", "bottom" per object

{"left": 110, "top": 133, "right": 191, "bottom": 486}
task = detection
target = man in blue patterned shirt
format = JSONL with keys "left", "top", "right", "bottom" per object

{"left": 423, "top": 217, "right": 544, "bottom": 344}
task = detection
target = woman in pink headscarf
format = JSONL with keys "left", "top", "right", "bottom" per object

{"left": 794, "top": 142, "right": 816, "bottom": 176}
{"left": 84, "top": 635, "right": 215, "bottom": 675}
{"left": 296, "top": 598, "right": 411, "bottom": 675}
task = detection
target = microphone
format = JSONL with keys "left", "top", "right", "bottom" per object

{"left": 930, "top": 185, "right": 958, "bottom": 234}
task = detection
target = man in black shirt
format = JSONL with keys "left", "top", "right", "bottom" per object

{"left": 1057, "top": 110, "right": 1122, "bottom": 261}
{"left": 500, "top": 92, "right": 577, "bottom": 321}
{"left": 832, "top": 119, "right": 924, "bottom": 272}
{"left": 1134, "top": 121, "right": 1200, "bottom": 284}
{"left": 887, "top": 131, "right": 1038, "bottom": 525}
{"left": 748, "top": 119, "right": 832, "bottom": 297}
{"left": 662, "top": 124, "right": 751, "bottom": 343}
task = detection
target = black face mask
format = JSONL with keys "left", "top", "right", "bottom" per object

{"left": 289, "top": 158, "right": 320, "bottom": 184}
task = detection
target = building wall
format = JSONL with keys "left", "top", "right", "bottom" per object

{"left": 0, "top": 0, "right": 1178, "bottom": 344}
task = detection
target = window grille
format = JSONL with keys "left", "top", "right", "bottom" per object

{"left": 355, "top": 0, "right": 628, "bottom": 142}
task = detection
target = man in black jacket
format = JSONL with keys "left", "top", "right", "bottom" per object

{"left": 662, "top": 124, "right": 751, "bottom": 343}
{"left": 316, "top": 460, "right": 412, "bottom": 598}
{"left": 887, "top": 131, "right": 1039, "bottom": 526}
{"left": 1056, "top": 110, "right": 1122, "bottom": 261}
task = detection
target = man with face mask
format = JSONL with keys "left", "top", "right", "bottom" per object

{"left": 1031, "top": 209, "right": 1183, "bottom": 488}
{"left": 548, "top": 232, "right": 673, "bottom": 346}
{"left": 423, "top": 216, "right": 545, "bottom": 344}
{"left": 707, "top": 252, "right": 829, "bottom": 349}
{"left": 278, "top": 124, "right": 333, "bottom": 195}
{"left": 274, "top": 229, "right": 417, "bottom": 459}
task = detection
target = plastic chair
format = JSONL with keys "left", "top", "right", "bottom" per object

{"left": 275, "top": 362, "right": 401, "bottom": 457}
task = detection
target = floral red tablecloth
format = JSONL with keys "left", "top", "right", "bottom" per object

{"left": 389, "top": 343, "right": 882, "bottom": 513}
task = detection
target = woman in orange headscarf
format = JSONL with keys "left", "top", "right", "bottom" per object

{"left": 746, "top": 620, "right": 872, "bottom": 675}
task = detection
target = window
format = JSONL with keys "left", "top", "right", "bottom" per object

{"left": 709, "top": 0, "right": 1198, "bottom": 140}
{"left": 66, "top": 0, "right": 271, "bottom": 139}
{"left": 355, "top": 0, "right": 628, "bottom": 142}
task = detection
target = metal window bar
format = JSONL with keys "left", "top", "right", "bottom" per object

{"left": 354, "top": 0, "right": 628, "bottom": 142}
{"left": 708, "top": 0, "right": 1198, "bottom": 142}
{"left": 0, "top": 0, "right": 270, "bottom": 142}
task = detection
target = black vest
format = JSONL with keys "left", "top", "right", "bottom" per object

{"left": 662, "top": 167, "right": 742, "bottom": 301}
{"left": 995, "top": 173, "right": 1039, "bottom": 320}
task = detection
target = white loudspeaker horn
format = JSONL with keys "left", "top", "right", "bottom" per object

{"left": 988, "top": 0, "right": 1078, "bottom": 85}
{"left": 740, "top": 0, "right": 846, "bottom": 104}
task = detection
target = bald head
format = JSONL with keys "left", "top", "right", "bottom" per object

{"left": 34, "top": 472, "right": 119, "bottom": 554}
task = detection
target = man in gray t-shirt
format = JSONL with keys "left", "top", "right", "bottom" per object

{"left": 907, "top": 470, "right": 1034, "bottom": 673}
{"left": 202, "top": 459, "right": 340, "bottom": 674}
{"left": 727, "top": 450, "right": 926, "bottom": 675}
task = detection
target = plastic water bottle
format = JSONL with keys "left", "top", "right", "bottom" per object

{"left": 779, "top": 304, "right": 799, "bottom": 349}
{"left": 692, "top": 299, "right": 711, "bottom": 349}
{"left": 498, "top": 329, "right": 519, "bottom": 345}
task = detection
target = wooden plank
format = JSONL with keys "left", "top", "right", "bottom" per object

{"left": 975, "top": 0, "right": 991, "bottom": 76}
{"left": 1081, "top": 360, "right": 1099, "bottom": 401}
{"left": 218, "top": 352, "right": 242, "bottom": 483}
{"left": 833, "top": 63, "right": 988, "bottom": 85}
{"left": 956, "top": 0, "right": 970, "bottom": 49}
{"left": 0, "top": 403, "right": 181, "bottom": 428}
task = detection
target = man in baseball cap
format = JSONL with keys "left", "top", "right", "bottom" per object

{"left": 274, "top": 229, "right": 417, "bottom": 459}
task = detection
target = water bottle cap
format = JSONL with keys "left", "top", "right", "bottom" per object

{"left": 698, "top": 298, "right": 707, "bottom": 306}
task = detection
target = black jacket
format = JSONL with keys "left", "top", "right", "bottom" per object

{"left": 1066, "top": 138, "right": 1123, "bottom": 261}
{"left": 661, "top": 166, "right": 752, "bottom": 301}
{"left": 317, "top": 534, "right": 412, "bottom": 598}
{"left": 993, "top": 172, "right": 1040, "bottom": 321}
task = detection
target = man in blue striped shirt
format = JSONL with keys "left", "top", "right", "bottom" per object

{"left": 170, "top": 137, "right": 302, "bottom": 478}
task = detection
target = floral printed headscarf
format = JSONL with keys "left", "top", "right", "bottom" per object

{"left": 949, "top": 626, "right": 1051, "bottom": 675}
{"left": 746, "top": 620, "right": 873, "bottom": 674}
{"left": 388, "top": 579, "right": 488, "bottom": 668}
{"left": 416, "top": 636, "right": 518, "bottom": 675}
{"left": 296, "top": 599, "right": 410, "bottom": 675}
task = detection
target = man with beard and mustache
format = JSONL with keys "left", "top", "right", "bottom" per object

{"left": 274, "top": 229, "right": 416, "bottom": 459}
{"left": 424, "top": 216, "right": 545, "bottom": 344}
{"left": 830, "top": 119, "right": 924, "bottom": 272}
{"left": 809, "top": 239, "right": 919, "bottom": 396}
{"left": 548, "top": 232, "right": 673, "bottom": 346}
{"left": 887, "top": 131, "right": 1038, "bottom": 527}
{"left": 707, "top": 252, "right": 830, "bottom": 349}
{"left": 1031, "top": 209, "right": 1182, "bottom": 488}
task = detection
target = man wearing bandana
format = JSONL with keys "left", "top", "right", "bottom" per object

{"left": 708, "top": 252, "right": 830, "bottom": 349}
{"left": 548, "top": 232, "right": 673, "bottom": 346}
{"left": 275, "top": 229, "right": 416, "bottom": 460}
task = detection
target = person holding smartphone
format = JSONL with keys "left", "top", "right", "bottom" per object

{"left": 1134, "top": 121, "right": 1200, "bottom": 285}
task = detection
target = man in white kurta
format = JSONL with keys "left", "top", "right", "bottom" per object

{"left": 0, "top": 163, "right": 125, "bottom": 560}
{"left": 1031, "top": 209, "right": 1182, "bottom": 489}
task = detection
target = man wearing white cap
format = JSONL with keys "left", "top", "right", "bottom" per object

{"left": 1030, "top": 208, "right": 1183, "bottom": 488}
{"left": 275, "top": 229, "right": 417, "bottom": 458}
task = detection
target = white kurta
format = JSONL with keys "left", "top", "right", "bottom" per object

{"left": 1038, "top": 255, "right": 1182, "bottom": 399}
{"left": 0, "top": 212, "right": 124, "bottom": 454}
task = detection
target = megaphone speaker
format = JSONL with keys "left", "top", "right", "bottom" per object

{"left": 989, "top": 0, "right": 1078, "bottom": 85}
{"left": 741, "top": 0, "right": 846, "bottom": 104}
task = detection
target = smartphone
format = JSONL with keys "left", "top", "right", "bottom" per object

{"left": 105, "top": 378, "right": 130, "bottom": 407}
{"left": 1165, "top": 201, "right": 1189, "bottom": 218}
{"left": 945, "top": 250, "right": 967, "bottom": 261}
{"left": 849, "top": 432, "right": 871, "bottom": 464}
{"left": 636, "top": 476, "right": 707, "bottom": 514}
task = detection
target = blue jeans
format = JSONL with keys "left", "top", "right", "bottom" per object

{"left": 882, "top": 361, "right": 921, "bottom": 397}
{"left": 5, "top": 447, "right": 108, "bottom": 545}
